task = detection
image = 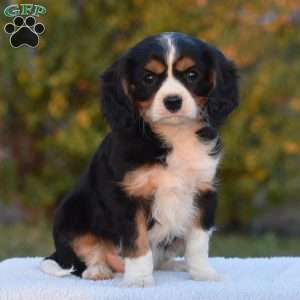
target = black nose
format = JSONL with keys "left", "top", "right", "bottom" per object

{"left": 163, "top": 95, "right": 182, "bottom": 113}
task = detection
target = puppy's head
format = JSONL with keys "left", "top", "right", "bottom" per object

{"left": 101, "top": 32, "right": 239, "bottom": 130}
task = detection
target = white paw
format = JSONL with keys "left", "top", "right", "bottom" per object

{"left": 190, "top": 266, "right": 221, "bottom": 282}
{"left": 82, "top": 265, "right": 112, "bottom": 281}
{"left": 122, "top": 274, "right": 154, "bottom": 288}
{"left": 122, "top": 250, "right": 154, "bottom": 287}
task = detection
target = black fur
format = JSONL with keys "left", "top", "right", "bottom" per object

{"left": 196, "top": 126, "right": 218, "bottom": 141}
{"left": 100, "top": 58, "right": 136, "bottom": 130}
{"left": 194, "top": 190, "right": 218, "bottom": 230}
{"left": 209, "top": 137, "right": 223, "bottom": 157}
{"left": 196, "top": 126, "right": 223, "bottom": 157}
{"left": 206, "top": 49, "right": 239, "bottom": 127}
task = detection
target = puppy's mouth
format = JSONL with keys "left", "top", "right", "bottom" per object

{"left": 155, "top": 114, "right": 197, "bottom": 125}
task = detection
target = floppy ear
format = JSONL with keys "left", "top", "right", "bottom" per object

{"left": 207, "top": 49, "right": 239, "bottom": 127}
{"left": 100, "top": 55, "right": 135, "bottom": 130}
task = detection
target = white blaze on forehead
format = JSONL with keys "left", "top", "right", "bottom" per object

{"left": 166, "top": 35, "right": 176, "bottom": 78}
{"left": 157, "top": 33, "right": 176, "bottom": 76}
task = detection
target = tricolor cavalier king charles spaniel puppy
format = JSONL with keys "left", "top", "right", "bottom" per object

{"left": 41, "top": 32, "right": 239, "bottom": 287}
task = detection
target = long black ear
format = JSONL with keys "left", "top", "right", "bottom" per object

{"left": 100, "top": 55, "right": 135, "bottom": 130}
{"left": 207, "top": 49, "right": 239, "bottom": 127}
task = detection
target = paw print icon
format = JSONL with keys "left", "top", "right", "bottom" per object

{"left": 4, "top": 16, "right": 45, "bottom": 48}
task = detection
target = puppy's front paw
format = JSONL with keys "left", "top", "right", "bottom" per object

{"left": 122, "top": 274, "right": 154, "bottom": 288}
{"left": 190, "top": 266, "right": 221, "bottom": 282}
{"left": 122, "top": 250, "right": 154, "bottom": 287}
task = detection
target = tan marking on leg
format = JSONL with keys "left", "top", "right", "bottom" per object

{"left": 105, "top": 253, "right": 124, "bottom": 273}
{"left": 123, "top": 209, "right": 149, "bottom": 258}
{"left": 135, "top": 209, "right": 150, "bottom": 257}
{"left": 72, "top": 234, "right": 121, "bottom": 280}
{"left": 72, "top": 234, "right": 104, "bottom": 266}
{"left": 122, "top": 209, "right": 153, "bottom": 287}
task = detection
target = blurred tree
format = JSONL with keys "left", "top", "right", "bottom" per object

{"left": 0, "top": 0, "right": 299, "bottom": 228}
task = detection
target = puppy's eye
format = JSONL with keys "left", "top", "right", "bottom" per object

{"left": 143, "top": 72, "right": 157, "bottom": 85}
{"left": 185, "top": 70, "right": 199, "bottom": 83}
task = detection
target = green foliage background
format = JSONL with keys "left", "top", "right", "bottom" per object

{"left": 0, "top": 0, "right": 299, "bottom": 229}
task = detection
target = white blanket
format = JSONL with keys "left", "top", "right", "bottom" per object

{"left": 0, "top": 257, "right": 300, "bottom": 300}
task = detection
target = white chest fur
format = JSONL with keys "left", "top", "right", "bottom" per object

{"left": 149, "top": 122, "right": 220, "bottom": 246}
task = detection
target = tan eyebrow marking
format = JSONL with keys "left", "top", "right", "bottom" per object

{"left": 144, "top": 59, "right": 165, "bottom": 74}
{"left": 175, "top": 57, "right": 196, "bottom": 72}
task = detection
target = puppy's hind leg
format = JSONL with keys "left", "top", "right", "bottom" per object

{"left": 72, "top": 234, "right": 114, "bottom": 281}
{"left": 82, "top": 264, "right": 112, "bottom": 281}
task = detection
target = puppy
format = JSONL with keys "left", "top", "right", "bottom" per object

{"left": 41, "top": 32, "right": 239, "bottom": 287}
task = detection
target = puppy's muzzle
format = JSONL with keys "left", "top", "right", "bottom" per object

{"left": 163, "top": 95, "right": 182, "bottom": 113}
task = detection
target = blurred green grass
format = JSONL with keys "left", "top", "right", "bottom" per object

{"left": 0, "top": 223, "right": 54, "bottom": 261}
{"left": 0, "top": 223, "right": 300, "bottom": 261}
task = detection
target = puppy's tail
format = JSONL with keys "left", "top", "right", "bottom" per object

{"left": 40, "top": 253, "right": 74, "bottom": 277}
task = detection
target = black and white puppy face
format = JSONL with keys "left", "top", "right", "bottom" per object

{"left": 101, "top": 32, "right": 239, "bottom": 129}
